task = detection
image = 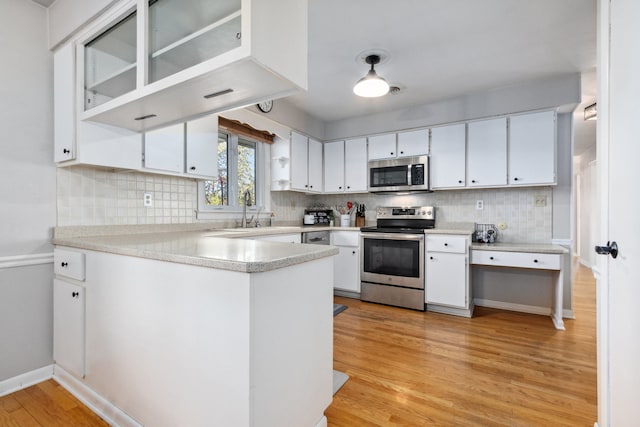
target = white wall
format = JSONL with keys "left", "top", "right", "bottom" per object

{"left": 0, "top": 0, "right": 56, "bottom": 382}
{"left": 575, "top": 146, "right": 598, "bottom": 267}
{"left": 48, "top": 0, "right": 117, "bottom": 48}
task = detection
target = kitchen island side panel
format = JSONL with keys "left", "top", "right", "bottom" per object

{"left": 250, "top": 257, "right": 334, "bottom": 427}
{"left": 83, "top": 250, "right": 253, "bottom": 427}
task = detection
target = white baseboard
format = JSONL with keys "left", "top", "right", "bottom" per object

{"left": 475, "top": 298, "right": 572, "bottom": 319}
{"left": 54, "top": 365, "right": 141, "bottom": 427}
{"left": 314, "top": 415, "right": 328, "bottom": 427}
{"left": 0, "top": 364, "right": 54, "bottom": 397}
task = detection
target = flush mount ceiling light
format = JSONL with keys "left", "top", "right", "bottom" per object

{"left": 353, "top": 54, "right": 390, "bottom": 98}
{"left": 584, "top": 102, "right": 597, "bottom": 121}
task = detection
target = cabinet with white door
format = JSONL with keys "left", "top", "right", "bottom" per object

{"left": 425, "top": 234, "right": 472, "bottom": 317}
{"left": 368, "top": 130, "right": 428, "bottom": 160}
{"left": 53, "top": 248, "right": 87, "bottom": 378}
{"left": 430, "top": 123, "right": 466, "bottom": 189}
{"left": 508, "top": 110, "right": 556, "bottom": 186}
{"left": 467, "top": 117, "right": 507, "bottom": 188}
{"left": 54, "top": 43, "right": 142, "bottom": 170}
{"left": 331, "top": 231, "right": 360, "bottom": 294}
{"left": 288, "top": 131, "right": 322, "bottom": 193}
{"left": 324, "top": 138, "right": 367, "bottom": 193}
{"left": 143, "top": 115, "right": 218, "bottom": 178}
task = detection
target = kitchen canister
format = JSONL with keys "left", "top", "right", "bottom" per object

{"left": 340, "top": 214, "right": 350, "bottom": 227}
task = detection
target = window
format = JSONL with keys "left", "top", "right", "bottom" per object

{"left": 199, "top": 131, "right": 264, "bottom": 211}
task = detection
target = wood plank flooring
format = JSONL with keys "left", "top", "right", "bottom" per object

{"left": 0, "top": 379, "right": 108, "bottom": 426}
{"left": 0, "top": 263, "right": 596, "bottom": 426}
{"left": 327, "top": 262, "right": 597, "bottom": 426}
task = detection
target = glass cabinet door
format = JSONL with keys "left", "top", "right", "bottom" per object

{"left": 84, "top": 11, "right": 137, "bottom": 111}
{"left": 148, "top": 0, "right": 242, "bottom": 83}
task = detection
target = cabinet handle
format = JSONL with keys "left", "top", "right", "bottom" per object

{"left": 63, "top": 148, "right": 70, "bottom": 154}
{"left": 400, "top": 151, "right": 404, "bottom": 154}
{"left": 444, "top": 243, "right": 448, "bottom": 246}
{"left": 458, "top": 180, "right": 463, "bottom": 184}
{"left": 347, "top": 186, "right": 350, "bottom": 189}
{"left": 304, "top": 184, "right": 308, "bottom": 188}
{"left": 429, "top": 256, "right": 434, "bottom": 260}
{"left": 489, "top": 256, "right": 494, "bottom": 260}
{"left": 236, "top": 32, "right": 241, "bottom": 39}
{"left": 514, "top": 177, "right": 519, "bottom": 181}
{"left": 352, "top": 251, "right": 356, "bottom": 255}
{"left": 190, "top": 166, "right": 196, "bottom": 171}
{"left": 61, "top": 262, "right": 68, "bottom": 267}
{"left": 339, "top": 186, "right": 342, "bottom": 189}
{"left": 533, "top": 259, "right": 539, "bottom": 263}
{"left": 390, "top": 152, "right": 394, "bottom": 155}
{"left": 471, "top": 179, "right": 477, "bottom": 183}
{"left": 310, "top": 185, "right": 313, "bottom": 188}
{"left": 71, "top": 291, "right": 79, "bottom": 298}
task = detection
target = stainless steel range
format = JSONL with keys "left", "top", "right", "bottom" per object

{"left": 360, "top": 206, "right": 435, "bottom": 311}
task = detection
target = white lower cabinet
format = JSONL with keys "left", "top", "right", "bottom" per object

{"left": 425, "top": 234, "right": 472, "bottom": 317}
{"left": 332, "top": 231, "right": 360, "bottom": 293}
{"left": 53, "top": 279, "right": 85, "bottom": 378}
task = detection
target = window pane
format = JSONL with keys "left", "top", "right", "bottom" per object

{"left": 204, "top": 134, "right": 228, "bottom": 206}
{"left": 237, "top": 139, "right": 256, "bottom": 206}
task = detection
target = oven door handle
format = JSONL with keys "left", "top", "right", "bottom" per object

{"left": 361, "top": 232, "right": 424, "bottom": 241}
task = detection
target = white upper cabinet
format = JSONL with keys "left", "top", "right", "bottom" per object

{"left": 290, "top": 131, "right": 309, "bottom": 191}
{"left": 55, "top": 43, "right": 142, "bottom": 169}
{"left": 307, "top": 138, "right": 323, "bottom": 193}
{"left": 144, "top": 123, "right": 185, "bottom": 173}
{"left": 467, "top": 117, "right": 507, "bottom": 187}
{"left": 324, "top": 140, "right": 345, "bottom": 192}
{"left": 76, "top": 0, "right": 307, "bottom": 131}
{"left": 397, "top": 129, "right": 429, "bottom": 158}
{"left": 367, "top": 133, "right": 397, "bottom": 160}
{"left": 324, "top": 138, "right": 367, "bottom": 193}
{"left": 430, "top": 123, "right": 466, "bottom": 189}
{"left": 509, "top": 110, "right": 556, "bottom": 186}
{"left": 185, "top": 115, "right": 219, "bottom": 178}
{"left": 344, "top": 138, "right": 368, "bottom": 192}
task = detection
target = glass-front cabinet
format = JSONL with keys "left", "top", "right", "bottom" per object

{"left": 73, "top": 0, "right": 307, "bottom": 131}
{"left": 84, "top": 11, "right": 137, "bottom": 111}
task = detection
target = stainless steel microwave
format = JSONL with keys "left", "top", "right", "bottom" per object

{"left": 368, "top": 155, "right": 430, "bottom": 193}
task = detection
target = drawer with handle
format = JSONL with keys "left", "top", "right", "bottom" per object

{"left": 426, "top": 235, "right": 468, "bottom": 254}
{"left": 54, "top": 248, "right": 86, "bottom": 281}
{"left": 471, "top": 250, "right": 561, "bottom": 271}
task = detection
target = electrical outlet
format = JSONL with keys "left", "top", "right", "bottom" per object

{"left": 476, "top": 200, "right": 484, "bottom": 210}
{"left": 535, "top": 195, "right": 547, "bottom": 207}
{"left": 143, "top": 192, "right": 153, "bottom": 207}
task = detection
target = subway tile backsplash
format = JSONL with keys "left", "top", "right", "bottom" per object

{"left": 57, "top": 166, "right": 198, "bottom": 226}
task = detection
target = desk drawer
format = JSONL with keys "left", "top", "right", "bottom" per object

{"left": 54, "top": 249, "right": 86, "bottom": 281}
{"left": 471, "top": 250, "right": 561, "bottom": 270}
{"left": 426, "top": 235, "right": 468, "bottom": 254}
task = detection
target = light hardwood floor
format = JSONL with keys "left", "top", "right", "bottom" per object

{"left": 0, "top": 263, "right": 596, "bottom": 426}
{"left": 327, "top": 263, "right": 597, "bottom": 426}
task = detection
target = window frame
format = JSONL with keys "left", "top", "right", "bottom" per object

{"left": 197, "top": 131, "right": 265, "bottom": 213}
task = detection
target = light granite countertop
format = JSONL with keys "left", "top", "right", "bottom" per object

{"left": 53, "top": 227, "right": 340, "bottom": 273}
{"left": 471, "top": 242, "right": 569, "bottom": 254}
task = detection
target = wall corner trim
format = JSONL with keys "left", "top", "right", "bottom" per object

{"left": 0, "top": 365, "right": 54, "bottom": 397}
{"left": 0, "top": 253, "right": 54, "bottom": 270}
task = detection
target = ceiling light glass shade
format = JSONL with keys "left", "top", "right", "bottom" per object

{"left": 353, "top": 70, "right": 390, "bottom": 97}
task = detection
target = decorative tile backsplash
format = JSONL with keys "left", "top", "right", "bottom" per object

{"left": 272, "top": 187, "right": 553, "bottom": 243}
{"left": 57, "top": 166, "right": 198, "bottom": 226}
{"left": 58, "top": 165, "right": 553, "bottom": 243}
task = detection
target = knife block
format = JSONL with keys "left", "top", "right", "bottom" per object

{"left": 355, "top": 216, "right": 365, "bottom": 227}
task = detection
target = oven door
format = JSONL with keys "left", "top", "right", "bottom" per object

{"left": 361, "top": 232, "right": 425, "bottom": 289}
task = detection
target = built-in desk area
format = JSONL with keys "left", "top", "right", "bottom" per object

{"left": 470, "top": 243, "right": 569, "bottom": 330}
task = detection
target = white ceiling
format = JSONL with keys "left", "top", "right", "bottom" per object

{"left": 287, "top": 0, "right": 597, "bottom": 125}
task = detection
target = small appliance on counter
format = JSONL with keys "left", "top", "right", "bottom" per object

{"left": 303, "top": 208, "right": 333, "bottom": 226}
{"left": 474, "top": 223, "right": 498, "bottom": 243}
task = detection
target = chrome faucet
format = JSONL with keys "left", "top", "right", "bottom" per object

{"left": 241, "top": 190, "right": 252, "bottom": 228}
